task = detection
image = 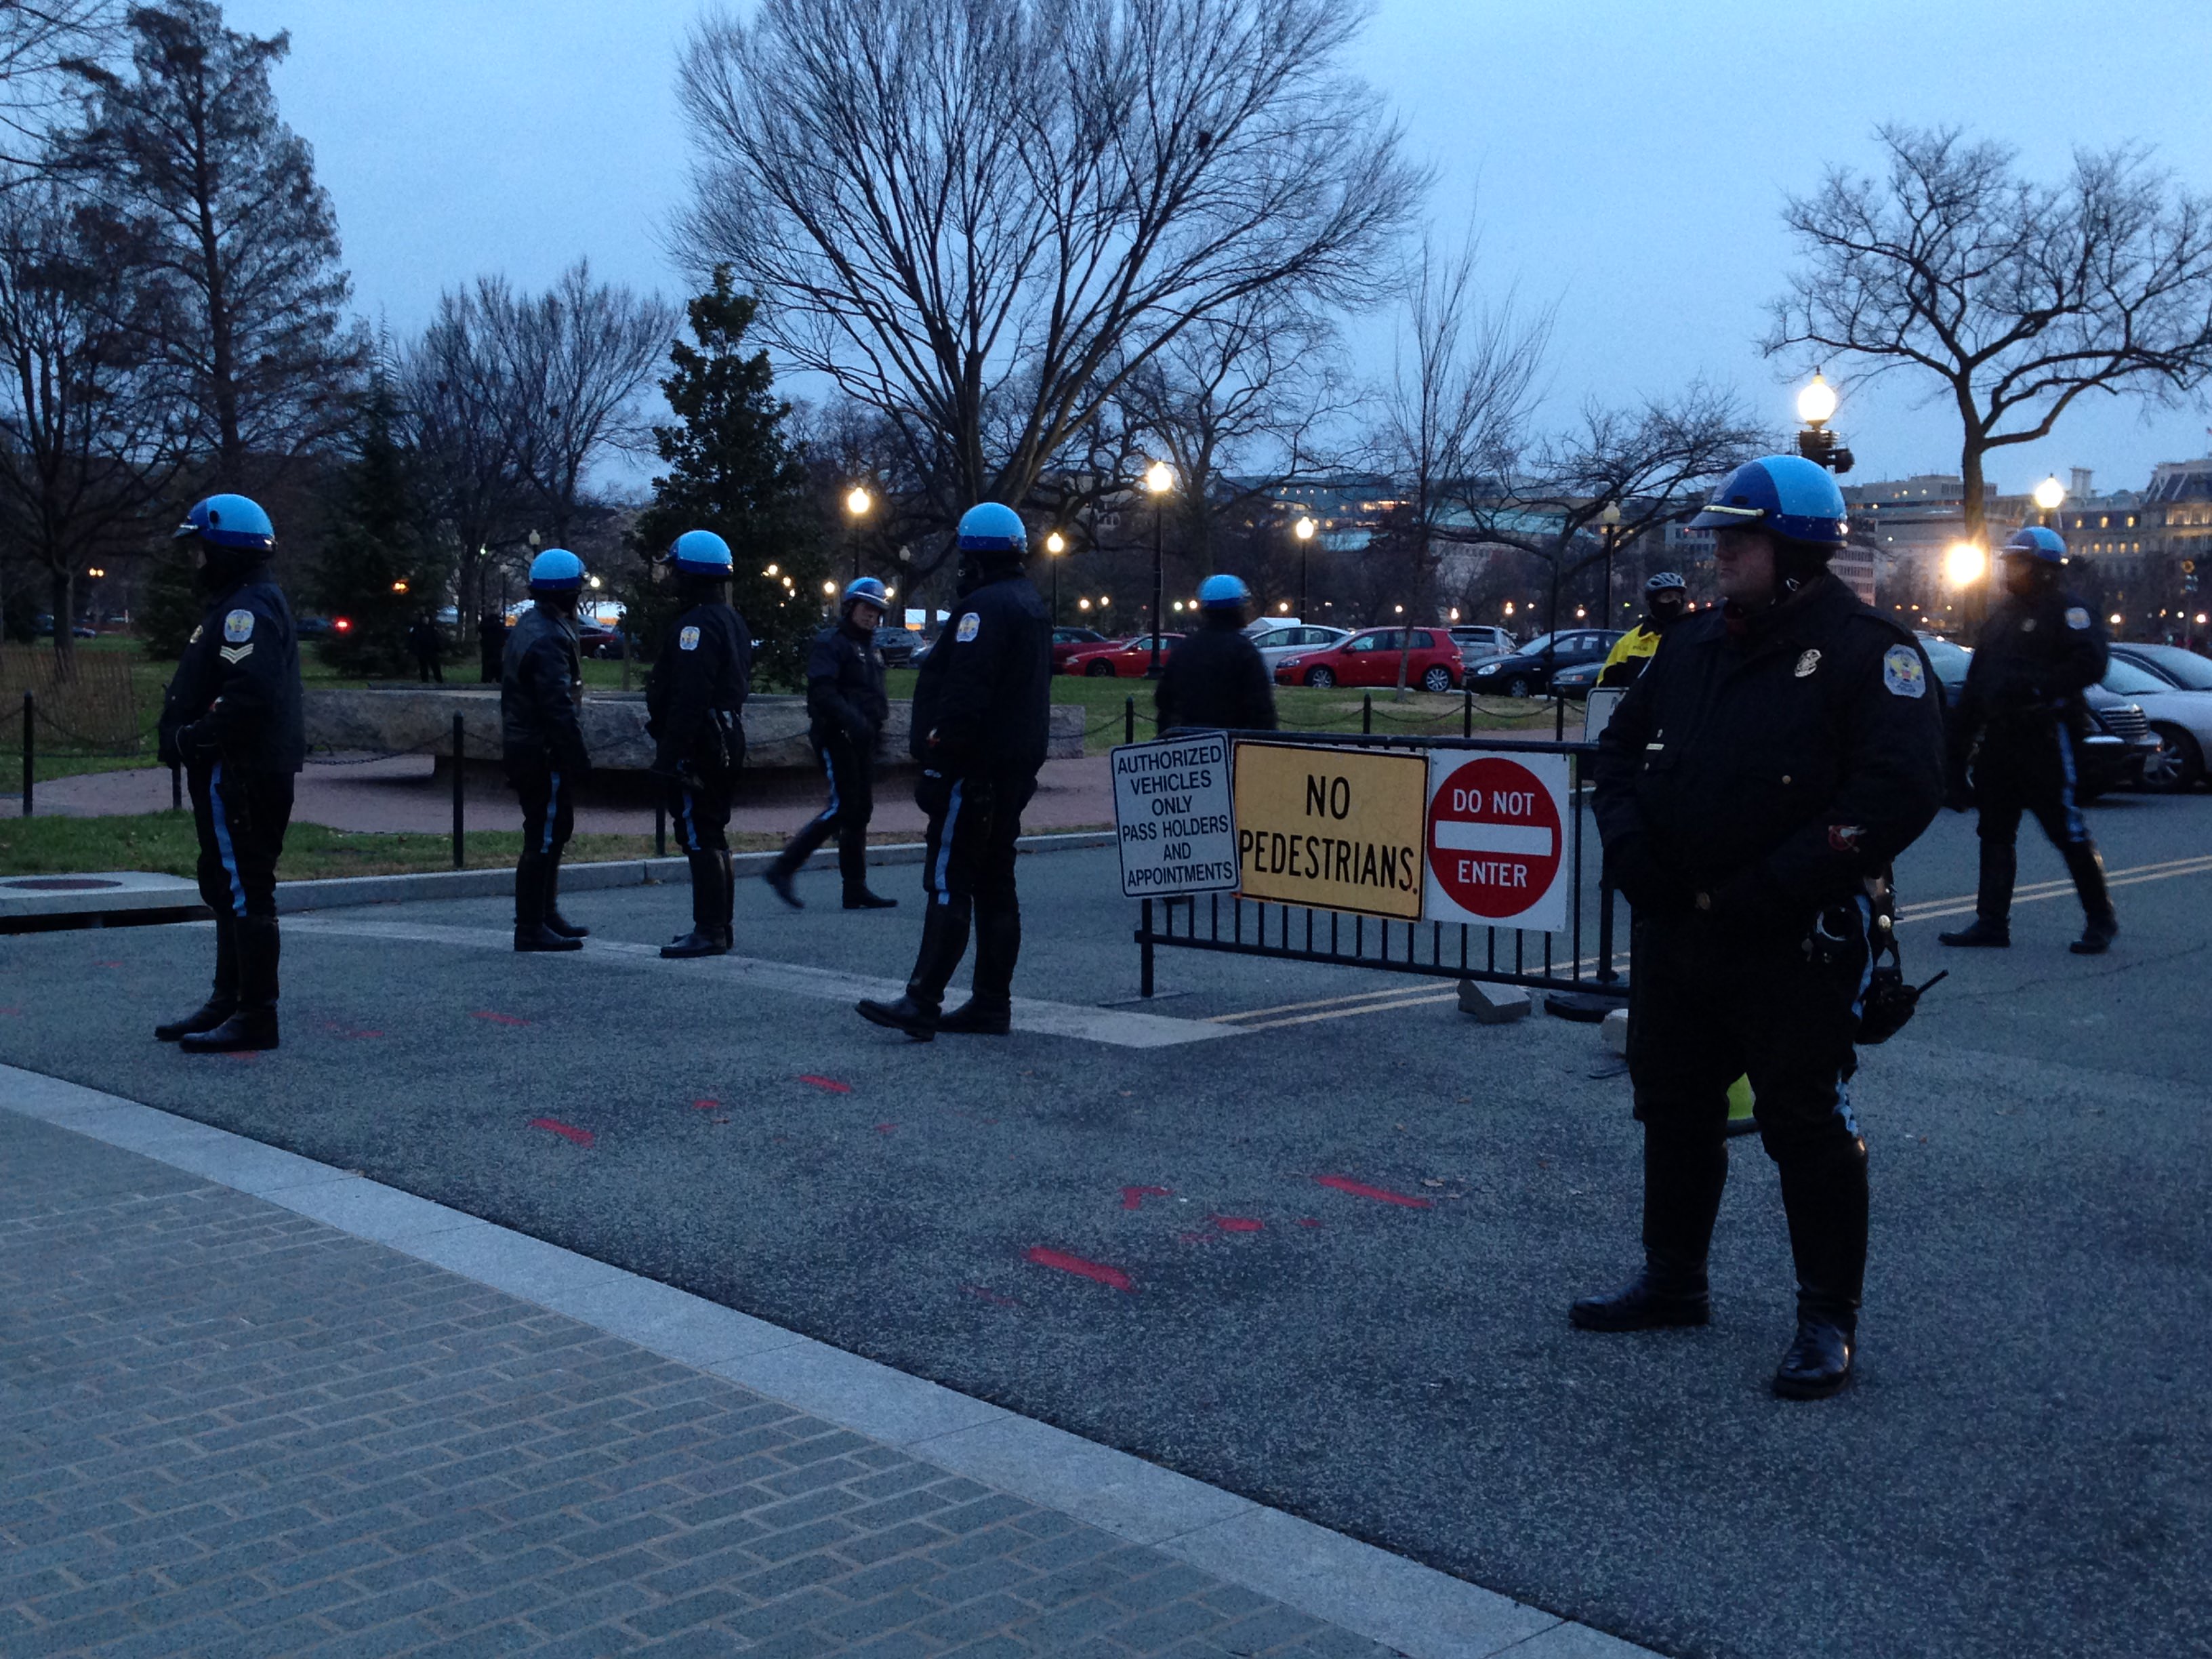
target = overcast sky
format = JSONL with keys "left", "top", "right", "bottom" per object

{"left": 227, "top": 0, "right": 2212, "bottom": 499}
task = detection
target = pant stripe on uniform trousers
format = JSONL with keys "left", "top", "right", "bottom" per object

{"left": 2055, "top": 726, "right": 2085, "bottom": 841}
{"left": 681, "top": 790, "right": 700, "bottom": 853}
{"left": 933, "top": 783, "right": 962, "bottom": 905}
{"left": 544, "top": 771, "right": 561, "bottom": 855}
{"left": 207, "top": 760, "right": 248, "bottom": 918}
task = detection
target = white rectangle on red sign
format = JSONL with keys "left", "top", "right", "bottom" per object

{"left": 1422, "top": 750, "right": 1574, "bottom": 934}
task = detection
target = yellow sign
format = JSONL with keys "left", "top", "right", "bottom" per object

{"left": 1231, "top": 741, "right": 1427, "bottom": 920}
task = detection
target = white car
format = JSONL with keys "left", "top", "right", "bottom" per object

{"left": 1246, "top": 622, "right": 1349, "bottom": 669}
{"left": 1450, "top": 624, "right": 1516, "bottom": 663}
{"left": 2103, "top": 649, "right": 2212, "bottom": 792}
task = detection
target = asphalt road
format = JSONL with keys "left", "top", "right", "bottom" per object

{"left": 3, "top": 792, "right": 2207, "bottom": 1659}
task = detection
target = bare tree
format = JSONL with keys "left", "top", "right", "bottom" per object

{"left": 0, "top": 173, "right": 184, "bottom": 676}
{"left": 676, "top": 0, "right": 1421, "bottom": 556}
{"left": 66, "top": 0, "right": 363, "bottom": 487}
{"left": 1767, "top": 123, "right": 2212, "bottom": 551}
{"left": 0, "top": 2, "right": 118, "bottom": 170}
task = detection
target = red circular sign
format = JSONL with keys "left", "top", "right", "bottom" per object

{"left": 1427, "top": 756, "right": 1562, "bottom": 920}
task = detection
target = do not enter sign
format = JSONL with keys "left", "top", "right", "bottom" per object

{"left": 1423, "top": 752, "right": 1572, "bottom": 933}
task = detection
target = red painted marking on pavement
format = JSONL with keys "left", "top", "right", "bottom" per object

{"left": 95, "top": 960, "right": 123, "bottom": 968}
{"left": 1120, "top": 1185, "right": 1173, "bottom": 1210}
{"left": 1213, "top": 1216, "right": 1264, "bottom": 1233}
{"left": 0, "top": 1007, "right": 22, "bottom": 1017}
{"left": 1024, "top": 1246, "right": 1134, "bottom": 1292}
{"left": 1296, "top": 1218, "right": 1323, "bottom": 1228}
{"left": 1177, "top": 1230, "right": 1216, "bottom": 1245}
{"left": 797, "top": 1074, "right": 851, "bottom": 1093}
{"left": 321, "top": 1021, "right": 384, "bottom": 1039}
{"left": 472, "top": 1010, "right": 530, "bottom": 1027}
{"left": 873, "top": 1122, "right": 897, "bottom": 1134}
{"left": 692, "top": 1098, "right": 721, "bottom": 1111}
{"left": 529, "top": 1118, "right": 594, "bottom": 1148}
{"left": 1314, "top": 1174, "right": 1431, "bottom": 1209}
{"left": 963, "top": 1284, "right": 1020, "bottom": 1307}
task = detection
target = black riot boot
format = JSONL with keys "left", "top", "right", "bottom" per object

{"left": 157, "top": 914, "right": 239, "bottom": 1041}
{"left": 720, "top": 851, "right": 737, "bottom": 946}
{"left": 543, "top": 854, "right": 589, "bottom": 939}
{"left": 1771, "top": 1130, "right": 1868, "bottom": 1400}
{"left": 840, "top": 829, "right": 895, "bottom": 909}
{"left": 662, "top": 852, "right": 732, "bottom": 958}
{"left": 1571, "top": 1130, "right": 1727, "bottom": 1331}
{"left": 857, "top": 899, "right": 971, "bottom": 1041}
{"left": 182, "top": 917, "right": 281, "bottom": 1053}
{"left": 514, "top": 853, "right": 583, "bottom": 953}
{"left": 1939, "top": 841, "right": 2013, "bottom": 947}
{"left": 939, "top": 907, "right": 1019, "bottom": 1034}
{"left": 2063, "top": 843, "right": 2118, "bottom": 955}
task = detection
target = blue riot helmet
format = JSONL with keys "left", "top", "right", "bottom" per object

{"left": 956, "top": 503, "right": 1027, "bottom": 557}
{"left": 1999, "top": 525, "right": 2068, "bottom": 565}
{"left": 1687, "top": 455, "right": 1849, "bottom": 548}
{"left": 174, "top": 493, "right": 276, "bottom": 554}
{"left": 528, "top": 548, "right": 586, "bottom": 592}
{"left": 843, "top": 576, "right": 889, "bottom": 617}
{"left": 669, "top": 529, "right": 734, "bottom": 574}
{"left": 1197, "top": 573, "right": 1251, "bottom": 611}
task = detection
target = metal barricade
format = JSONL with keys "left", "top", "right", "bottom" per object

{"left": 1134, "top": 729, "right": 1623, "bottom": 1000}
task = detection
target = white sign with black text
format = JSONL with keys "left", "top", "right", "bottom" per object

{"left": 1111, "top": 733, "right": 1240, "bottom": 899}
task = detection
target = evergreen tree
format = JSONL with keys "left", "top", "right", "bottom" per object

{"left": 312, "top": 377, "right": 431, "bottom": 678}
{"left": 626, "top": 268, "right": 822, "bottom": 689}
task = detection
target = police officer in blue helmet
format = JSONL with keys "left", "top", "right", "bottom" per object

{"left": 1155, "top": 574, "right": 1277, "bottom": 734}
{"left": 646, "top": 529, "right": 752, "bottom": 958}
{"left": 857, "top": 503, "right": 1050, "bottom": 1038}
{"left": 764, "top": 575, "right": 897, "bottom": 910}
{"left": 502, "top": 549, "right": 594, "bottom": 951}
{"left": 1582, "top": 454, "right": 1947, "bottom": 1399}
{"left": 155, "top": 493, "right": 305, "bottom": 1052}
{"left": 1938, "top": 525, "right": 2117, "bottom": 954}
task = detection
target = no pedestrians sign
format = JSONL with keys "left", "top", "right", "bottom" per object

{"left": 1423, "top": 752, "right": 1572, "bottom": 933}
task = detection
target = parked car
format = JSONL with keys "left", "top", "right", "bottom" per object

{"left": 2100, "top": 654, "right": 2211, "bottom": 792}
{"left": 1063, "top": 634, "right": 1183, "bottom": 676}
{"left": 1246, "top": 622, "right": 1349, "bottom": 669}
{"left": 1049, "top": 626, "right": 1107, "bottom": 671}
{"left": 2110, "top": 641, "right": 2212, "bottom": 693}
{"left": 1465, "top": 630, "right": 1623, "bottom": 698}
{"left": 1450, "top": 624, "right": 1516, "bottom": 663}
{"left": 575, "top": 621, "right": 627, "bottom": 659}
{"left": 32, "top": 613, "right": 98, "bottom": 639}
{"left": 876, "top": 626, "right": 922, "bottom": 667}
{"left": 1919, "top": 632, "right": 2157, "bottom": 798}
{"left": 1548, "top": 657, "right": 1607, "bottom": 699}
{"left": 295, "top": 615, "right": 337, "bottom": 640}
{"left": 1271, "top": 626, "right": 1462, "bottom": 693}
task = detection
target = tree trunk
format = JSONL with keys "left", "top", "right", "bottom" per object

{"left": 1959, "top": 429, "right": 1989, "bottom": 630}
{"left": 48, "top": 568, "right": 75, "bottom": 681}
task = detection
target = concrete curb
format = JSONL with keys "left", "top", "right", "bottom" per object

{"left": 271, "top": 829, "right": 1115, "bottom": 913}
{"left": 0, "top": 1061, "right": 1656, "bottom": 1659}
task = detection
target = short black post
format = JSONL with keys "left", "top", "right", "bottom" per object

{"left": 1140, "top": 897, "right": 1155, "bottom": 997}
{"left": 170, "top": 762, "right": 182, "bottom": 812}
{"left": 655, "top": 801, "right": 666, "bottom": 858}
{"left": 1361, "top": 692, "right": 1372, "bottom": 735}
{"left": 1124, "top": 694, "right": 1134, "bottom": 745}
{"left": 1462, "top": 680, "right": 1473, "bottom": 739}
{"left": 20, "top": 691, "right": 31, "bottom": 817}
{"left": 451, "top": 714, "right": 465, "bottom": 868}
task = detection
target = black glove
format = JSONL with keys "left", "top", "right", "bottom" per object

{"left": 175, "top": 720, "right": 220, "bottom": 761}
{"left": 1605, "top": 836, "right": 1681, "bottom": 914}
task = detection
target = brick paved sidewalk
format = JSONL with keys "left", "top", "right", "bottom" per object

{"left": 0, "top": 1109, "right": 1397, "bottom": 1659}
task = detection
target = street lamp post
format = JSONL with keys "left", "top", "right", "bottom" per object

{"left": 844, "top": 485, "right": 871, "bottom": 581}
{"left": 2033, "top": 475, "right": 2065, "bottom": 529}
{"left": 1145, "top": 461, "right": 1173, "bottom": 677}
{"left": 1598, "top": 501, "right": 1622, "bottom": 621}
{"left": 1794, "top": 371, "right": 1854, "bottom": 474}
{"left": 1045, "top": 530, "right": 1065, "bottom": 623}
{"left": 1294, "top": 515, "right": 1316, "bottom": 620}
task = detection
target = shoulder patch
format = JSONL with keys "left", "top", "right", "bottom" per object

{"left": 1881, "top": 644, "right": 1926, "bottom": 699}
{"left": 222, "top": 609, "right": 254, "bottom": 644}
{"left": 955, "top": 611, "right": 981, "bottom": 644}
{"left": 2064, "top": 606, "right": 2091, "bottom": 631}
{"left": 1795, "top": 649, "right": 1821, "bottom": 678}
{"left": 678, "top": 626, "right": 700, "bottom": 652}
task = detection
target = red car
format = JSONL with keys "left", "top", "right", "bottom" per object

{"left": 1273, "top": 626, "right": 1462, "bottom": 692}
{"left": 1050, "top": 626, "right": 1109, "bottom": 672}
{"left": 1064, "top": 633, "right": 1184, "bottom": 677}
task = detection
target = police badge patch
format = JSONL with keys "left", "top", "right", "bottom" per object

{"left": 678, "top": 626, "right": 700, "bottom": 651}
{"left": 1795, "top": 649, "right": 1821, "bottom": 677}
{"left": 956, "top": 612, "right": 980, "bottom": 643}
{"left": 1882, "top": 644, "right": 1926, "bottom": 698}
{"left": 2064, "top": 606, "right": 2091, "bottom": 630}
{"left": 223, "top": 609, "right": 254, "bottom": 643}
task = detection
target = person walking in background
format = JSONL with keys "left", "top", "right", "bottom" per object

{"left": 409, "top": 611, "right": 444, "bottom": 682}
{"left": 1155, "top": 574, "right": 1276, "bottom": 733}
{"left": 647, "top": 530, "right": 752, "bottom": 959}
{"left": 477, "top": 611, "right": 506, "bottom": 682}
{"left": 857, "top": 504, "right": 1050, "bottom": 1040}
{"left": 501, "top": 550, "right": 593, "bottom": 954}
{"left": 153, "top": 494, "right": 305, "bottom": 1054}
{"left": 764, "top": 576, "right": 897, "bottom": 910}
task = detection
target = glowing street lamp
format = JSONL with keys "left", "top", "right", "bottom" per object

{"left": 1044, "top": 529, "right": 1066, "bottom": 621}
{"left": 1294, "top": 514, "right": 1317, "bottom": 619}
{"left": 1794, "top": 369, "right": 1853, "bottom": 473}
{"left": 2033, "top": 476, "right": 2066, "bottom": 526}
{"left": 844, "top": 485, "right": 872, "bottom": 579}
{"left": 1944, "top": 541, "right": 1987, "bottom": 588}
{"left": 1145, "top": 462, "right": 1174, "bottom": 676}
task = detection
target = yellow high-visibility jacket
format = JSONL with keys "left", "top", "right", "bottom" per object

{"left": 1597, "top": 623, "right": 1662, "bottom": 687}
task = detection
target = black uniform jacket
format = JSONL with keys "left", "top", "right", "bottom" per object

{"left": 1156, "top": 623, "right": 1277, "bottom": 733}
{"left": 158, "top": 569, "right": 305, "bottom": 773}
{"left": 910, "top": 574, "right": 1051, "bottom": 779}
{"left": 646, "top": 602, "right": 752, "bottom": 774}
{"left": 1955, "top": 584, "right": 2108, "bottom": 753}
{"left": 1593, "top": 573, "right": 1946, "bottom": 924}
{"left": 806, "top": 619, "right": 889, "bottom": 745}
{"left": 501, "top": 604, "right": 590, "bottom": 773}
